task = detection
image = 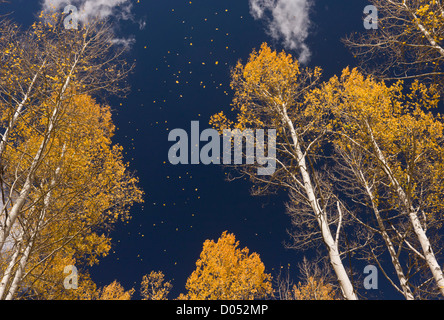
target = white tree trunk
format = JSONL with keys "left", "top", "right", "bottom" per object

{"left": 4, "top": 237, "right": 34, "bottom": 300}
{"left": 0, "top": 242, "right": 21, "bottom": 299}
{"left": 0, "top": 55, "right": 80, "bottom": 252}
{"left": 359, "top": 170, "right": 414, "bottom": 300}
{"left": 365, "top": 120, "right": 444, "bottom": 296}
{"left": 282, "top": 105, "right": 358, "bottom": 300}
{"left": 0, "top": 142, "right": 67, "bottom": 299}
{"left": 408, "top": 209, "right": 444, "bottom": 295}
{"left": 401, "top": 0, "right": 444, "bottom": 57}
{"left": 0, "top": 61, "right": 46, "bottom": 160}
{"left": 0, "top": 109, "right": 58, "bottom": 251}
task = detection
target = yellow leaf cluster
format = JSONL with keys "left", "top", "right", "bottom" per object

{"left": 306, "top": 67, "right": 444, "bottom": 219}
{"left": 140, "top": 271, "right": 173, "bottom": 300}
{"left": 210, "top": 43, "right": 322, "bottom": 134}
{"left": 97, "top": 280, "right": 135, "bottom": 300}
{"left": 292, "top": 276, "right": 337, "bottom": 300}
{"left": 180, "top": 231, "right": 273, "bottom": 300}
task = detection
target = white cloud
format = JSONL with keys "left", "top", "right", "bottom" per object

{"left": 41, "top": 0, "right": 133, "bottom": 24}
{"left": 249, "top": 0, "right": 314, "bottom": 64}
{"left": 41, "top": 0, "right": 137, "bottom": 48}
{"left": 138, "top": 19, "right": 147, "bottom": 30}
{"left": 110, "top": 36, "right": 136, "bottom": 49}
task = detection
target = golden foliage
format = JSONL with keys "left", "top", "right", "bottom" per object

{"left": 292, "top": 276, "right": 337, "bottom": 300}
{"left": 0, "top": 13, "right": 139, "bottom": 300}
{"left": 210, "top": 43, "right": 322, "bottom": 134}
{"left": 140, "top": 271, "right": 173, "bottom": 300}
{"left": 97, "top": 280, "right": 134, "bottom": 300}
{"left": 1, "top": 93, "right": 143, "bottom": 299}
{"left": 15, "top": 254, "right": 98, "bottom": 300}
{"left": 180, "top": 231, "right": 273, "bottom": 300}
{"left": 305, "top": 67, "right": 444, "bottom": 219}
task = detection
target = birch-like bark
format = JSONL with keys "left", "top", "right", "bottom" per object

{"left": 0, "top": 60, "right": 46, "bottom": 160}
{"left": 0, "top": 51, "right": 83, "bottom": 252}
{"left": 0, "top": 143, "right": 66, "bottom": 300}
{"left": 282, "top": 105, "right": 358, "bottom": 300}
{"left": 0, "top": 241, "right": 21, "bottom": 299}
{"left": 4, "top": 236, "right": 34, "bottom": 300}
{"left": 399, "top": 0, "right": 444, "bottom": 57}
{"left": 365, "top": 120, "right": 444, "bottom": 296}
{"left": 358, "top": 169, "right": 414, "bottom": 300}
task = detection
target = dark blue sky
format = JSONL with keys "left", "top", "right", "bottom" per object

{"left": 1, "top": 0, "right": 399, "bottom": 299}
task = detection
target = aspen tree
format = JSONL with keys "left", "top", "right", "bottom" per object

{"left": 210, "top": 44, "right": 358, "bottom": 300}
{"left": 306, "top": 67, "right": 444, "bottom": 297}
